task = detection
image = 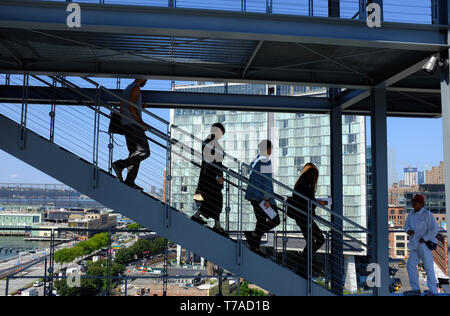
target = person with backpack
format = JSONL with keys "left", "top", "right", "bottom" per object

{"left": 244, "top": 140, "right": 280, "bottom": 255}
{"left": 286, "top": 163, "right": 326, "bottom": 278}
{"left": 110, "top": 79, "right": 151, "bottom": 191}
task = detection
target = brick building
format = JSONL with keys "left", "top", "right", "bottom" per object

{"left": 388, "top": 206, "right": 405, "bottom": 228}
{"left": 425, "top": 161, "right": 445, "bottom": 184}
{"left": 434, "top": 233, "right": 448, "bottom": 277}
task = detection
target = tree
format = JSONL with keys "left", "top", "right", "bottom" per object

{"left": 127, "top": 223, "right": 142, "bottom": 231}
{"left": 240, "top": 281, "right": 266, "bottom": 296}
{"left": 54, "top": 233, "right": 110, "bottom": 264}
{"left": 115, "top": 247, "right": 135, "bottom": 265}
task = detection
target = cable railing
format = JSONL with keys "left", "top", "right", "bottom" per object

{"left": 0, "top": 73, "right": 372, "bottom": 295}
{"left": 33, "top": 0, "right": 434, "bottom": 25}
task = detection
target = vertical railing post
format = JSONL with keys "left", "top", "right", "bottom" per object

{"left": 225, "top": 173, "right": 231, "bottom": 232}
{"left": 328, "top": 0, "right": 340, "bottom": 18}
{"left": 5, "top": 74, "right": 10, "bottom": 85}
{"left": 308, "top": 0, "right": 314, "bottom": 16}
{"left": 49, "top": 78, "right": 56, "bottom": 143}
{"left": 43, "top": 257, "right": 48, "bottom": 296}
{"left": 124, "top": 278, "right": 128, "bottom": 296}
{"left": 431, "top": 0, "right": 439, "bottom": 24}
{"left": 92, "top": 87, "right": 101, "bottom": 190}
{"left": 165, "top": 125, "right": 173, "bottom": 228}
{"left": 307, "top": 200, "right": 313, "bottom": 296}
{"left": 5, "top": 277, "right": 9, "bottom": 296}
{"left": 237, "top": 163, "right": 243, "bottom": 265}
{"left": 168, "top": 0, "right": 176, "bottom": 8}
{"left": 359, "top": 0, "right": 366, "bottom": 20}
{"left": 108, "top": 136, "right": 114, "bottom": 174}
{"left": 20, "top": 73, "right": 29, "bottom": 150}
{"left": 266, "top": 0, "right": 273, "bottom": 13}
{"left": 282, "top": 205, "right": 287, "bottom": 267}
{"left": 241, "top": 0, "right": 246, "bottom": 12}
{"left": 273, "top": 231, "right": 277, "bottom": 262}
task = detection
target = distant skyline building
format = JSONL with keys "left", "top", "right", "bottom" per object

{"left": 388, "top": 146, "right": 398, "bottom": 187}
{"left": 418, "top": 171, "right": 425, "bottom": 185}
{"left": 425, "top": 161, "right": 445, "bottom": 184}
{"left": 403, "top": 167, "right": 418, "bottom": 186}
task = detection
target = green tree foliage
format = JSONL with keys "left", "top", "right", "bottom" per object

{"left": 54, "top": 233, "right": 110, "bottom": 264}
{"left": 54, "top": 259, "right": 126, "bottom": 296}
{"left": 114, "top": 237, "right": 167, "bottom": 265}
{"left": 239, "top": 281, "right": 266, "bottom": 296}
{"left": 127, "top": 223, "right": 142, "bottom": 231}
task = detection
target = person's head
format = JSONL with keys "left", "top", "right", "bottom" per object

{"left": 411, "top": 194, "right": 425, "bottom": 212}
{"left": 211, "top": 123, "right": 225, "bottom": 140}
{"left": 295, "top": 163, "right": 319, "bottom": 193}
{"left": 258, "top": 140, "right": 273, "bottom": 157}
{"left": 135, "top": 79, "right": 148, "bottom": 88}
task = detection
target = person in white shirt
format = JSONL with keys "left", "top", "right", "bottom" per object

{"left": 404, "top": 194, "right": 440, "bottom": 296}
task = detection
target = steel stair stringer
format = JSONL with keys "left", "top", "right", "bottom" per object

{"left": 0, "top": 113, "right": 334, "bottom": 296}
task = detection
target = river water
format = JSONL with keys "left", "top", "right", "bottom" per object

{"left": 0, "top": 237, "right": 50, "bottom": 262}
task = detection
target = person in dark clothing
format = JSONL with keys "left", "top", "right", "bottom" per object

{"left": 112, "top": 79, "right": 151, "bottom": 191}
{"left": 191, "top": 123, "right": 227, "bottom": 237}
{"left": 286, "top": 163, "right": 326, "bottom": 277}
{"left": 244, "top": 140, "right": 280, "bottom": 255}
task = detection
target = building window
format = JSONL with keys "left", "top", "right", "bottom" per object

{"left": 294, "top": 157, "right": 305, "bottom": 166}
{"left": 217, "top": 115, "right": 226, "bottom": 123}
{"left": 279, "top": 138, "right": 289, "bottom": 148}
{"left": 344, "top": 144, "right": 358, "bottom": 154}
{"left": 344, "top": 115, "right": 356, "bottom": 124}
{"left": 310, "top": 156, "right": 321, "bottom": 165}
{"left": 396, "top": 243, "right": 406, "bottom": 248}
{"left": 348, "top": 134, "right": 357, "bottom": 144}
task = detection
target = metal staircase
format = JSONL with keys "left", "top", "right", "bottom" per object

{"left": 0, "top": 74, "right": 371, "bottom": 296}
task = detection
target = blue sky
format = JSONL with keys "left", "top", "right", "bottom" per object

{"left": 0, "top": 0, "right": 442, "bottom": 185}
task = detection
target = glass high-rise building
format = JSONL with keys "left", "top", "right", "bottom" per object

{"left": 170, "top": 83, "right": 367, "bottom": 234}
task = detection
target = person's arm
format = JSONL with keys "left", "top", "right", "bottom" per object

{"left": 261, "top": 163, "right": 275, "bottom": 206}
{"left": 423, "top": 212, "right": 440, "bottom": 242}
{"left": 128, "top": 86, "right": 150, "bottom": 131}
{"left": 405, "top": 214, "right": 414, "bottom": 236}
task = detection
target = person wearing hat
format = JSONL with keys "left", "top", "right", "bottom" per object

{"left": 403, "top": 194, "right": 440, "bottom": 296}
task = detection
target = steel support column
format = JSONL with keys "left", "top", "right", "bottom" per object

{"left": 330, "top": 88, "right": 344, "bottom": 296}
{"left": 439, "top": 0, "right": 450, "bottom": 285}
{"left": 328, "top": 2, "right": 344, "bottom": 296}
{"left": 370, "top": 84, "right": 390, "bottom": 296}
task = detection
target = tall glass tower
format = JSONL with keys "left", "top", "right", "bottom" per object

{"left": 170, "top": 83, "right": 367, "bottom": 234}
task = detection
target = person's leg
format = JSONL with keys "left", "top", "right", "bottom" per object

{"left": 296, "top": 216, "right": 308, "bottom": 266}
{"left": 253, "top": 202, "right": 269, "bottom": 245}
{"left": 419, "top": 243, "right": 438, "bottom": 294}
{"left": 311, "top": 220, "right": 325, "bottom": 253}
{"left": 406, "top": 249, "right": 421, "bottom": 292}
{"left": 122, "top": 126, "right": 150, "bottom": 185}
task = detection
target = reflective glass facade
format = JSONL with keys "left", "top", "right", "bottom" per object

{"left": 170, "top": 83, "right": 367, "bottom": 233}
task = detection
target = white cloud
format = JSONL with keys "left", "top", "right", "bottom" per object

{"left": 9, "top": 174, "right": 18, "bottom": 179}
